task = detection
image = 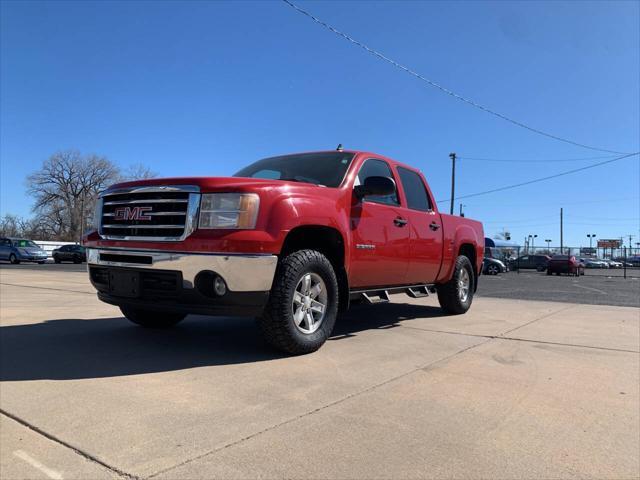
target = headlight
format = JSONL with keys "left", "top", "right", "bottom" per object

{"left": 199, "top": 193, "right": 259, "bottom": 229}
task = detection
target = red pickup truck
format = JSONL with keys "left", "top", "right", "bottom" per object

{"left": 84, "top": 150, "right": 484, "bottom": 354}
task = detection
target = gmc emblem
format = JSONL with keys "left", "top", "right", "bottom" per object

{"left": 114, "top": 206, "right": 153, "bottom": 221}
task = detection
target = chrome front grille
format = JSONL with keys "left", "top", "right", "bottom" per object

{"left": 98, "top": 185, "right": 200, "bottom": 241}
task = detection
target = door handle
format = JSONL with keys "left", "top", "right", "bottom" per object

{"left": 394, "top": 217, "right": 408, "bottom": 227}
{"left": 429, "top": 222, "right": 440, "bottom": 231}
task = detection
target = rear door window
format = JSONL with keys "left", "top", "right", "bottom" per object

{"left": 397, "top": 167, "right": 432, "bottom": 211}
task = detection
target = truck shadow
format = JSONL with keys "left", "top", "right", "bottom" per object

{"left": 0, "top": 303, "right": 445, "bottom": 381}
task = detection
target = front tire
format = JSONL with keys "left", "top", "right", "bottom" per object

{"left": 437, "top": 255, "right": 475, "bottom": 315}
{"left": 258, "top": 249, "right": 339, "bottom": 355}
{"left": 120, "top": 307, "right": 186, "bottom": 328}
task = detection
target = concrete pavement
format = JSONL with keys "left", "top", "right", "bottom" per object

{"left": 1, "top": 268, "right": 638, "bottom": 479}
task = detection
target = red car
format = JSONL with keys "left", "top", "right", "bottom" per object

{"left": 84, "top": 150, "right": 484, "bottom": 354}
{"left": 547, "top": 255, "right": 585, "bottom": 276}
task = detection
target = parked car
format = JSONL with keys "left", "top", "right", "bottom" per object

{"left": 582, "top": 258, "right": 608, "bottom": 268}
{"left": 84, "top": 149, "right": 485, "bottom": 354}
{"left": 605, "top": 260, "right": 623, "bottom": 268}
{"left": 547, "top": 255, "right": 585, "bottom": 276}
{"left": 509, "top": 254, "right": 550, "bottom": 272}
{"left": 52, "top": 244, "right": 87, "bottom": 263}
{"left": 482, "top": 257, "right": 507, "bottom": 275}
{"left": 0, "top": 237, "right": 48, "bottom": 264}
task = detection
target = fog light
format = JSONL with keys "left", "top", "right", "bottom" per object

{"left": 214, "top": 276, "right": 227, "bottom": 296}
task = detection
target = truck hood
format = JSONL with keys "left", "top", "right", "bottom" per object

{"left": 104, "top": 176, "right": 332, "bottom": 193}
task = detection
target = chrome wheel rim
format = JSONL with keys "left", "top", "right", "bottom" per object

{"left": 458, "top": 268, "right": 470, "bottom": 303}
{"left": 292, "top": 272, "right": 327, "bottom": 334}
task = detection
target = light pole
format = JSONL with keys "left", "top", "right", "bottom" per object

{"left": 545, "top": 239, "right": 552, "bottom": 252}
{"left": 459, "top": 203, "right": 465, "bottom": 217}
{"left": 528, "top": 234, "right": 538, "bottom": 253}
{"left": 587, "top": 234, "right": 596, "bottom": 254}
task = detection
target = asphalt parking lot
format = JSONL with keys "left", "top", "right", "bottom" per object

{"left": 478, "top": 270, "right": 640, "bottom": 307}
{"left": 1, "top": 265, "right": 639, "bottom": 479}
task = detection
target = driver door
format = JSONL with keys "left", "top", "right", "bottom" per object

{"left": 349, "top": 159, "right": 410, "bottom": 288}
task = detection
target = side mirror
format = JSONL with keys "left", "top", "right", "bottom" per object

{"left": 354, "top": 176, "right": 396, "bottom": 199}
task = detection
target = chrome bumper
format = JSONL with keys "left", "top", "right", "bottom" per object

{"left": 86, "top": 248, "right": 277, "bottom": 292}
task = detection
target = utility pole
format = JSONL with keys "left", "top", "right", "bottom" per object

{"left": 449, "top": 152, "right": 456, "bottom": 215}
{"left": 79, "top": 195, "right": 85, "bottom": 244}
{"left": 560, "top": 208, "right": 563, "bottom": 255}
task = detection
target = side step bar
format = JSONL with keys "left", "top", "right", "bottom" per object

{"left": 361, "top": 290, "right": 391, "bottom": 304}
{"left": 352, "top": 284, "right": 436, "bottom": 304}
{"left": 406, "top": 286, "right": 430, "bottom": 298}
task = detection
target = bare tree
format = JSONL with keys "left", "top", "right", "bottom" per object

{"left": 0, "top": 214, "right": 48, "bottom": 239}
{"left": 19, "top": 151, "right": 157, "bottom": 241}
{"left": 26, "top": 151, "right": 120, "bottom": 241}
{"left": 0, "top": 214, "right": 22, "bottom": 237}
{"left": 121, "top": 163, "right": 157, "bottom": 181}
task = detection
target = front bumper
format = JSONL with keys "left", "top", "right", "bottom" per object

{"left": 86, "top": 248, "right": 278, "bottom": 316}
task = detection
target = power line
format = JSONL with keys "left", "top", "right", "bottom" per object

{"left": 437, "top": 151, "right": 640, "bottom": 203}
{"left": 282, "top": 0, "right": 629, "bottom": 155}
{"left": 458, "top": 154, "right": 621, "bottom": 163}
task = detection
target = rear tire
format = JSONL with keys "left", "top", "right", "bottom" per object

{"left": 437, "top": 255, "right": 474, "bottom": 315}
{"left": 120, "top": 307, "right": 186, "bottom": 328}
{"left": 9, "top": 254, "right": 19, "bottom": 265}
{"left": 257, "top": 249, "right": 338, "bottom": 355}
{"left": 73, "top": 255, "right": 81, "bottom": 264}
{"left": 54, "top": 255, "right": 61, "bottom": 264}
{"left": 487, "top": 264, "right": 499, "bottom": 275}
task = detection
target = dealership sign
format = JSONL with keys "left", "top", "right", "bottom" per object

{"left": 597, "top": 239, "right": 621, "bottom": 248}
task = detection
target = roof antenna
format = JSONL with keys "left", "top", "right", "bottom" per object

{"left": 336, "top": 143, "right": 343, "bottom": 152}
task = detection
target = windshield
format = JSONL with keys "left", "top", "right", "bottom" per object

{"left": 15, "top": 240, "right": 38, "bottom": 248}
{"left": 234, "top": 152, "right": 355, "bottom": 187}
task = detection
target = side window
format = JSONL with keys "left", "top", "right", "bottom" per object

{"left": 397, "top": 167, "right": 432, "bottom": 211}
{"left": 0, "top": 239, "right": 9, "bottom": 247}
{"left": 355, "top": 159, "right": 399, "bottom": 206}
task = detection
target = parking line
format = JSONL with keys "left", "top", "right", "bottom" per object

{"left": 13, "top": 450, "right": 63, "bottom": 480}
{"left": 572, "top": 283, "right": 608, "bottom": 295}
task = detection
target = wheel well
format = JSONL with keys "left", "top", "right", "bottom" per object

{"left": 280, "top": 226, "right": 350, "bottom": 312}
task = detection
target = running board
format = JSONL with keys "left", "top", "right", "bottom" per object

{"left": 350, "top": 284, "right": 436, "bottom": 303}
{"left": 361, "top": 291, "right": 390, "bottom": 304}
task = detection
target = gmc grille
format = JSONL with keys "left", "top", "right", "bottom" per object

{"left": 98, "top": 185, "right": 200, "bottom": 241}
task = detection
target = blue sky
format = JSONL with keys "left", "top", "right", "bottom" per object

{"left": 1, "top": 0, "right": 638, "bottom": 247}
